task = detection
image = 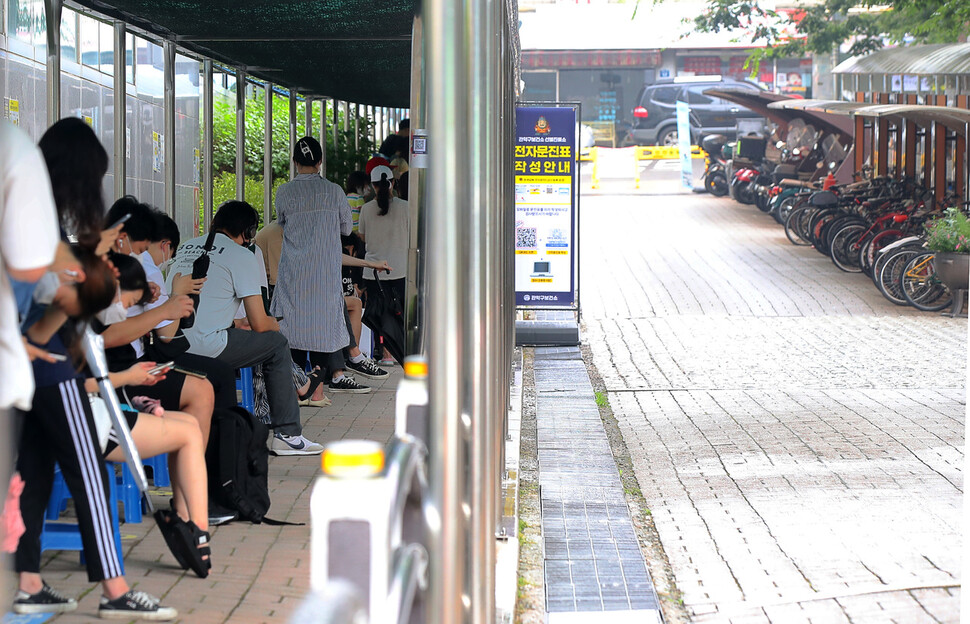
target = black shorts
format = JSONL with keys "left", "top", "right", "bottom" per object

{"left": 119, "top": 371, "right": 186, "bottom": 412}
{"left": 103, "top": 410, "right": 139, "bottom": 456}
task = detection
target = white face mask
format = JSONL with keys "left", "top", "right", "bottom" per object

{"left": 96, "top": 300, "right": 128, "bottom": 326}
{"left": 33, "top": 272, "right": 62, "bottom": 305}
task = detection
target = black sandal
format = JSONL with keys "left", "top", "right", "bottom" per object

{"left": 172, "top": 519, "right": 211, "bottom": 579}
{"left": 153, "top": 508, "right": 211, "bottom": 578}
{"left": 153, "top": 509, "right": 190, "bottom": 570}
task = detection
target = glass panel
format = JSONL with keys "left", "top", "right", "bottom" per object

{"left": 134, "top": 36, "right": 163, "bottom": 98}
{"left": 60, "top": 8, "right": 77, "bottom": 62}
{"left": 686, "top": 86, "right": 713, "bottom": 105}
{"left": 30, "top": 0, "right": 44, "bottom": 48}
{"left": 650, "top": 86, "right": 680, "bottom": 104}
{"left": 78, "top": 13, "right": 98, "bottom": 67}
{"left": 126, "top": 32, "right": 134, "bottom": 83}
{"left": 98, "top": 19, "right": 113, "bottom": 73}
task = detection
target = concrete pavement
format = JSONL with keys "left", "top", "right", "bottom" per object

{"left": 581, "top": 183, "right": 965, "bottom": 622}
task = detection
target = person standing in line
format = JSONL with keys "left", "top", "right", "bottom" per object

{"left": 271, "top": 137, "right": 371, "bottom": 396}
{"left": 357, "top": 158, "right": 410, "bottom": 367}
{"left": 344, "top": 171, "right": 371, "bottom": 233}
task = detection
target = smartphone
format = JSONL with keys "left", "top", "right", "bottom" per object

{"left": 147, "top": 361, "right": 175, "bottom": 375}
{"left": 107, "top": 213, "right": 131, "bottom": 230}
{"left": 172, "top": 365, "right": 207, "bottom": 379}
{"left": 48, "top": 352, "right": 68, "bottom": 362}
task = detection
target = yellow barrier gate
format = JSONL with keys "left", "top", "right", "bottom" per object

{"left": 579, "top": 146, "right": 598, "bottom": 189}
{"left": 633, "top": 145, "right": 706, "bottom": 189}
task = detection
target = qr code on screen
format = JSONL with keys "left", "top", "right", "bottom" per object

{"left": 516, "top": 227, "right": 537, "bottom": 249}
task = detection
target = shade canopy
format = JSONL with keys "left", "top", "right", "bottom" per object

{"left": 708, "top": 89, "right": 855, "bottom": 142}
{"left": 833, "top": 43, "right": 970, "bottom": 77}
{"left": 72, "top": 0, "right": 416, "bottom": 106}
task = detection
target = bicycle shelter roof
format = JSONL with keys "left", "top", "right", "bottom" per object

{"left": 850, "top": 105, "right": 970, "bottom": 136}
{"left": 69, "top": 0, "right": 416, "bottom": 107}
{"left": 708, "top": 89, "right": 855, "bottom": 142}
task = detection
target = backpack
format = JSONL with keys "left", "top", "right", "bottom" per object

{"left": 205, "top": 406, "right": 283, "bottom": 524}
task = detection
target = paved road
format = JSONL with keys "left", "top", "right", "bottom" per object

{"left": 581, "top": 182, "right": 966, "bottom": 622}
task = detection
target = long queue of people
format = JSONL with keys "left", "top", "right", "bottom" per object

{"left": 0, "top": 116, "right": 410, "bottom": 619}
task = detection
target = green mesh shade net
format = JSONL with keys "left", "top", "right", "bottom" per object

{"left": 76, "top": 0, "right": 415, "bottom": 106}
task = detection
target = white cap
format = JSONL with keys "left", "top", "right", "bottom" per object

{"left": 370, "top": 165, "right": 393, "bottom": 183}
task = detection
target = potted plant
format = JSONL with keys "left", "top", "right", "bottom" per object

{"left": 924, "top": 207, "right": 970, "bottom": 291}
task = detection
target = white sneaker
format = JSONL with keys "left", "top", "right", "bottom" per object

{"left": 270, "top": 433, "right": 324, "bottom": 456}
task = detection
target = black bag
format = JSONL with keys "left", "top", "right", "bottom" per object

{"left": 205, "top": 406, "right": 299, "bottom": 525}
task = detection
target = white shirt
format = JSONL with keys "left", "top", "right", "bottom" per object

{"left": 358, "top": 196, "right": 409, "bottom": 280}
{"left": 0, "top": 122, "right": 59, "bottom": 409}
{"left": 126, "top": 251, "right": 172, "bottom": 358}
{"left": 235, "top": 244, "right": 267, "bottom": 320}
{"left": 166, "top": 232, "right": 261, "bottom": 358}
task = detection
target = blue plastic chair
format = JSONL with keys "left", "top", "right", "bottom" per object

{"left": 41, "top": 462, "right": 125, "bottom": 573}
{"left": 236, "top": 366, "right": 255, "bottom": 413}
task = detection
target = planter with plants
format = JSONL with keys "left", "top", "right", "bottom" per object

{"left": 924, "top": 207, "right": 970, "bottom": 291}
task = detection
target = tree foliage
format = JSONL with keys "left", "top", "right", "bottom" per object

{"left": 686, "top": 0, "right": 969, "bottom": 60}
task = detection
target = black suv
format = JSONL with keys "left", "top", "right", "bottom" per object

{"left": 625, "top": 77, "right": 765, "bottom": 146}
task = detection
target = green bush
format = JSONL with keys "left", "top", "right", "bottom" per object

{"left": 925, "top": 207, "right": 970, "bottom": 254}
{"left": 197, "top": 172, "right": 287, "bottom": 231}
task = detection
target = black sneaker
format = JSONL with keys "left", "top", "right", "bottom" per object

{"left": 328, "top": 376, "right": 372, "bottom": 394}
{"left": 13, "top": 582, "right": 77, "bottom": 614}
{"left": 344, "top": 358, "right": 389, "bottom": 379}
{"left": 98, "top": 590, "right": 177, "bottom": 621}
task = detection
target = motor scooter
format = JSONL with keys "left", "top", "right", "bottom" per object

{"left": 701, "top": 134, "right": 729, "bottom": 197}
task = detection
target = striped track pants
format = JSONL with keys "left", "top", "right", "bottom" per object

{"left": 15, "top": 378, "right": 123, "bottom": 581}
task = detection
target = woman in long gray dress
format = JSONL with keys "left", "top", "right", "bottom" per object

{"left": 271, "top": 137, "right": 370, "bottom": 395}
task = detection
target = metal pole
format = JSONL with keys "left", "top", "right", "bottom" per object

{"left": 305, "top": 97, "right": 313, "bottom": 141}
{"left": 333, "top": 99, "right": 341, "bottom": 165}
{"left": 467, "top": 0, "right": 496, "bottom": 620}
{"left": 320, "top": 99, "right": 328, "bottom": 179}
{"left": 264, "top": 83, "right": 273, "bottom": 222}
{"left": 164, "top": 41, "right": 176, "bottom": 217}
{"left": 354, "top": 103, "right": 360, "bottom": 157}
{"left": 113, "top": 21, "right": 126, "bottom": 200}
{"left": 44, "top": 0, "right": 62, "bottom": 124}
{"left": 425, "top": 0, "right": 468, "bottom": 622}
{"left": 203, "top": 60, "right": 214, "bottom": 231}
{"left": 406, "top": 12, "right": 427, "bottom": 356}
{"left": 289, "top": 91, "right": 298, "bottom": 180}
{"left": 235, "top": 69, "right": 246, "bottom": 201}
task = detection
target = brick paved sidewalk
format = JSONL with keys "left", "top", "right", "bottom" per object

{"left": 11, "top": 369, "right": 400, "bottom": 623}
{"left": 582, "top": 191, "right": 966, "bottom": 623}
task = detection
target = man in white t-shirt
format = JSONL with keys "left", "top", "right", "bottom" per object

{"left": 0, "top": 122, "right": 60, "bottom": 412}
{"left": 167, "top": 200, "right": 321, "bottom": 456}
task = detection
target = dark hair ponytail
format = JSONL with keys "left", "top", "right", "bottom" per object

{"left": 376, "top": 174, "right": 391, "bottom": 216}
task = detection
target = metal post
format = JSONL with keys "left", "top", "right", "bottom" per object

{"left": 264, "top": 83, "right": 273, "bottom": 222}
{"left": 113, "top": 22, "right": 126, "bottom": 200}
{"left": 203, "top": 61, "right": 214, "bottom": 231}
{"left": 467, "top": 0, "right": 497, "bottom": 620}
{"left": 164, "top": 41, "right": 176, "bottom": 217}
{"left": 320, "top": 99, "right": 328, "bottom": 179}
{"left": 425, "top": 0, "right": 468, "bottom": 621}
{"left": 406, "top": 12, "right": 427, "bottom": 356}
{"left": 354, "top": 103, "right": 360, "bottom": 157}
{"left": 289, "top": 91, "right": 298, "bottom": 180}
{"left": 333, "top": 99, "right": 341, "bottom": 162}
{"left": 44, "top": 0, "right": 62, "bottom": 124}
{"left": 235, "top": 69, "right": 246, "bottom": 201}
{"left": 306, "top": 97, "right": 313, "bottom": 142}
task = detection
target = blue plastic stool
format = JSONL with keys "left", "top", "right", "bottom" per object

{"left": 143, "top": 453, "right": 170, "bottom": 488}
{"left": 41, "top": 462, "right": 125, "bottom": 574}
{"left": 236, "top": 366, "right": 255, "bottom": 413}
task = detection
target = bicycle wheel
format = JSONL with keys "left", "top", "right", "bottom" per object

{"left": 877, "top": 248, "right": 918, "bottom": 305}
{"left": 785, "top": 207, "right": 812, "bottom": 246}
{"left": 829, "top": 224, "right": 866, "bottom": 273}
{"left": 861, "top": 229, "right": 903, "bottom": 277}
{"left": 901, "top": 252, "right": 952, "bottom": 311}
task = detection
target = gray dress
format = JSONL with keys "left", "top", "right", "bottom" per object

{"left": 270, "top": 173, "right": 352, "bottom": 352}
